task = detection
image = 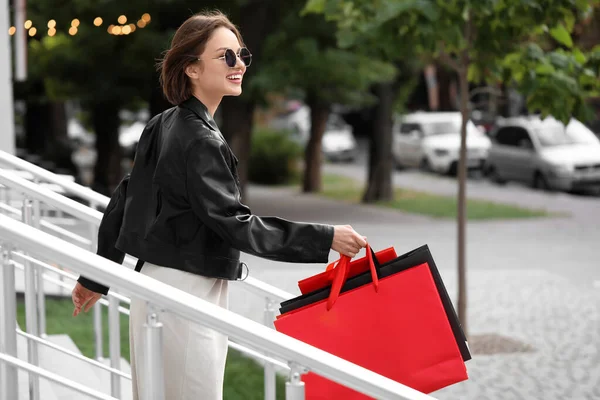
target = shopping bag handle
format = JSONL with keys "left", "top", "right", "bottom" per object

{"left": 327, "top": 244, "right": 379, "bottom": 311}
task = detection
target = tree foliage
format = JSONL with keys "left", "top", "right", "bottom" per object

{"left": 253, "top": 10, "right": 396, "bottom": 108}
{"left": 305, "top": 0, "right": 600, "bottom": 122}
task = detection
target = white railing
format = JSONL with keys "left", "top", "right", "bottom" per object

{"left": 0, "top": 214, "right": 436, "bottom": 400}
{"left": 0, "top": 152, "right": 291, "bottom": 398}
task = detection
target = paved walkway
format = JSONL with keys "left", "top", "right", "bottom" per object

{"left": 228, "top": 183, "right": 600, "bottom": 400}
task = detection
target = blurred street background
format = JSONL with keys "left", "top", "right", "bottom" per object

{"left": 2, "top": 0, "right": 600, "bottom": 399}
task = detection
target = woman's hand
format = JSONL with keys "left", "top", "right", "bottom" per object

{"left": 72, "top": 282, "right": 102, "bottom": 317}
{"left": 331, "top": 225, "right": 367, "bottom": 258}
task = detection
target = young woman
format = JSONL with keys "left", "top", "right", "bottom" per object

{"left": 72, "top": 11, "right": 367, "bottom": 400}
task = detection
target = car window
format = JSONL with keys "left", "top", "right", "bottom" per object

{"left": 399, "top": 123, "right": 421, "bottom": 135}
{"left": 421, "top": 120, "right": 479, "bottom": 136}
{"left": 422, "top": 121, "right": 461, "bottom": 135}
{"left": 495, "top": 127, "right": 518, "bottom": 146}
{"left": 534, "top": 119, "right": 600, "bottom": 147}
{"left": 513, "top": 127, "right": 533, "bottom": 149}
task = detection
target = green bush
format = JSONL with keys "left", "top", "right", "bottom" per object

{"left": 248, "top": 128, "right": 303, "bottom": 185}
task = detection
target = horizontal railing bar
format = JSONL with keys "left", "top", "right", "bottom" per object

{"left": 0, "top": 152, "right": 108, "bottom": 206}
{"left": 0, "top": 169, "right": 103, "bottom": 226}
{"left": 10, "top": 253, "right": 131, "bottom": 304}
{"left": 241, "top": 276, "right": 292, "bottom": 303}
{"left": 0, "top": 201, "right": 18, "bottom": 214}
{"left": 11, "top": 260, "right": 132, "bottom": 315}
{"left": 0, "top": 202, "right": 91, "bottom": 246}
{"left": 40, "top": 219, "right": 92, "bottom": 246}
{"left": 0, "top": 353, "right": 120, "bottom": 400}
{"left": 0, "top": 215, "right": 435, "bottom": 400}
{"left": 16, "top": 330, "right": 132, "bottom": 380}
{"left": 228, "top": 341, "right": 291, "bottom": 371}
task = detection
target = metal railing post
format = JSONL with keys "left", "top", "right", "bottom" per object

{"left": 285, "top": 363, "right": 306, "bottom": 400}
{"left": 264, "top": 297, "right": 277, "bottom": 400}
{"left": 0, "top": 247, "right": 19, "bottom": 400}
{"left": 31, "top": 178, "right": 46, "bottom": 337}
{"left": 143, "top": 305, "right": 165, "bottom": 400}
{"left": 89, "top": 201, "right": 103, "bottom": 360}
{"left": 108, "top": 295, "right": 121, "bottom": 398}
{"left": 22, "top": 199, "right": 41, "bottom": 400}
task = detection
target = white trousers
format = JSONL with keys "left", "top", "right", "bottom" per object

{"left": 129, "top": 262, "right": 229, "bottom": 400}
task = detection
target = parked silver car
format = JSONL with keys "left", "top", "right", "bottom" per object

{"left": 485, "top": 116, "right": 600, "bottom": 192}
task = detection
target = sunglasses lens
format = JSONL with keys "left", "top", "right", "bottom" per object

{"left": 240, "top": 48, "right": 252, "bottom": 67}
{"left": 225, "top": 49, "right": 237, "bottom": 68}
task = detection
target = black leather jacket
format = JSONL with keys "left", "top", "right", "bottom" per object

{"left": 78, "top": 97, "right": 334, "bottom": 294}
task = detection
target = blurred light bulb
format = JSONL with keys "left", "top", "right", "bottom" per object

{"left": 112, "top": 26, "right": 122, "bottom": 35}
{"left": 47, "top": 20, "right": 56, "bottom": 29}
{"left": 69, "top": 26, "right": 77, "bottom": 36}
{"left": 141, "top": 13, "right": 151, "bottom": 23}
{"left": 118, "top": 15, "right": 127, "bottom": 24}
{"left": 48, "top": 28, "right": 56, "bottom": 37}
{"left": 24, "top": 20, "right": 32, "bottom": 29}
{"left": 122, "top": 25, "right": 132, "bottom": 35}
{"left": 28, "top": 27, "right": 37, "bottom": 36}
{"left": 128, "top": 23, "right": 136, "bottom": 32}
{"left": 94, "top": 17, "right": 103, "bottom": 27}
{"left": 71, "top": 19, "right": 80, "bottom": 28}
{"left": 137, "top": 20, "right": 146, "bottom": 28}
{"left": 8, "top": 26, "right": 16, "bottom": 35}
{"left": 107, "top": 24, "right": 114, "bottom": 34}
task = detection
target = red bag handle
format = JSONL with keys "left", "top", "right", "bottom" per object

{"left": 326, "top": 245, "right": 379, "bottom": 311}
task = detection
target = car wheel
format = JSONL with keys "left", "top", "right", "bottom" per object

{"left": 533, "top": 171, "right": 552, "bottom": 191}
{"left": 447, "top": 161, "right": 458, "bottom": 176}
{"left": 486, "top": 165, "right": 506, "bottom": 185}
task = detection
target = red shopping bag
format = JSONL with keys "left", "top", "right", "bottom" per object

{"left": 274, "top": 245, "right": 469, "bottom": 399}
{"left": 297, "top": 247, "right": 398, "bottom": 295}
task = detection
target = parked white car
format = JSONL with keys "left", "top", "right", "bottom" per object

{"left": 392, "top": 112, "right": 492, "bottom": 175}
{"left": 485, "top": 116, "right": 600, "bottom": 192}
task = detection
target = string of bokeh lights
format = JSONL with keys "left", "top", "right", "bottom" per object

{"left": 7, "top": 13, "right": 151, "bottom": 37}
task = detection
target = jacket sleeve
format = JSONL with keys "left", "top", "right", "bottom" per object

{"left": 186, "top": 138, "right": 334, "bottom": 263}
{"left": 77, "top": 175, "right": 130, "bottom": 295}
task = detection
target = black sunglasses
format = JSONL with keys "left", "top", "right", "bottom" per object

{"left": 195, "top": 47, "right": 252, "bottom": 68}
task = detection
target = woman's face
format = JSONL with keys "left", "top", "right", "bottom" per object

{"left": 192, "top": 27, "right": 247, "bottom": 98}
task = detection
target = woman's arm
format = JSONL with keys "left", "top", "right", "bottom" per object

{"left": 186, "top": 137, "right": 334, "bottom": 263}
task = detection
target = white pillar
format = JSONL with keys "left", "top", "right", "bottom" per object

{"left": 0, "top": 0, "right": 16, "bottom": 155}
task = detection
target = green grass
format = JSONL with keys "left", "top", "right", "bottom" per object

{"left": 17, "top": 298, "right": 286, "bottom": 400}
{"left": 318, "top": 173, "right": 553, "bottom": 220}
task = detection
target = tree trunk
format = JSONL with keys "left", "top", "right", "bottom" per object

{"left": 362, "top": 82, "right": 395, "bottom": 203}
{"left": 25, "top": 100, "right": 50, "bottom": 156}
{"left": 303, "top": 99, "right": 329, "bottom": 193}
{"left": 457, "top": 65, "right": 470, "bottom": 339}
{"left": 220, "top": 97, "right": 255, "bottom": 201}
{"left": 91, "top": 101, "right": 122, "bottom": 196}
{"left": 46, "top": 102, "right": 77, "bottom": 174}
{"left": 437, "top": 63, "right": 457, "bottom": 111}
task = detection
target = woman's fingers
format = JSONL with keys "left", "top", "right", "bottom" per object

{"left": 72, "top": 283, "right": 101, "bottom": 316}
{"left": 83, "top": 294, "right": 101, "bottom": 313}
